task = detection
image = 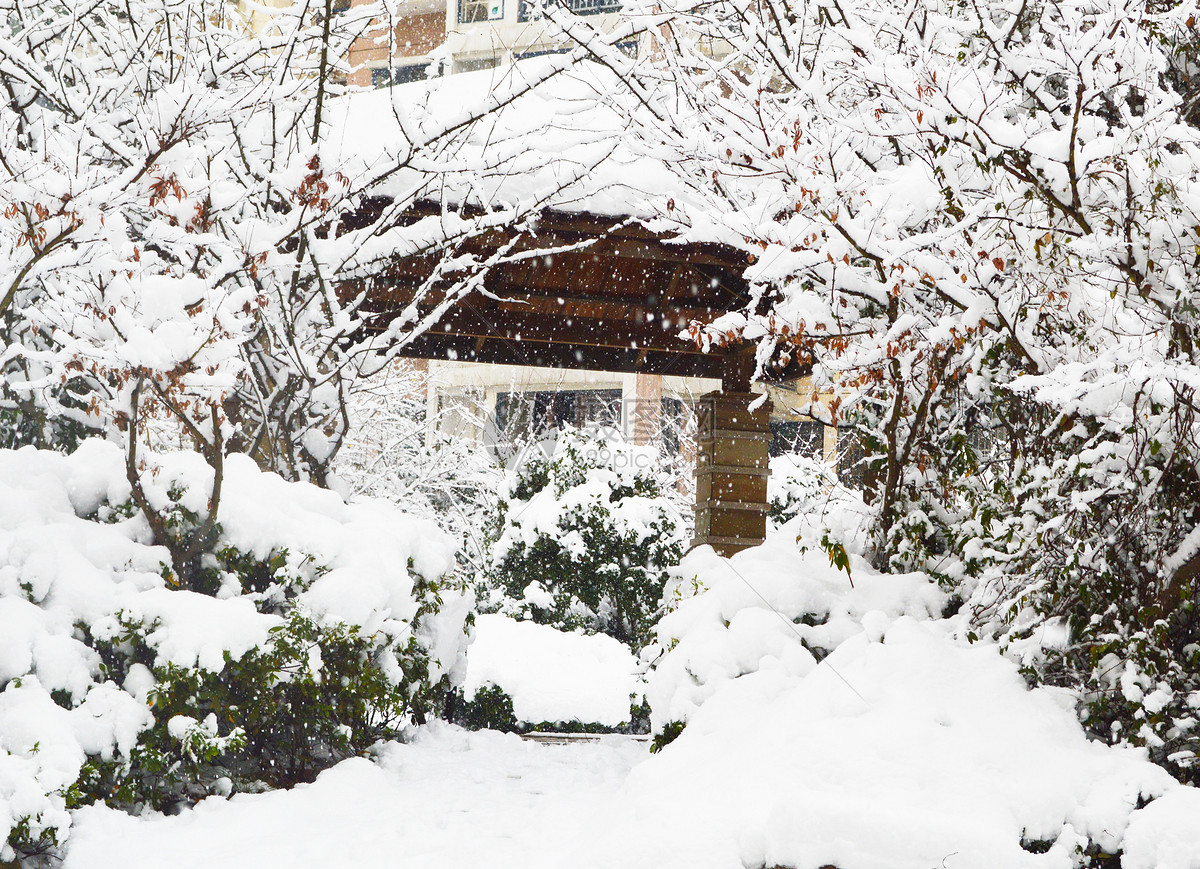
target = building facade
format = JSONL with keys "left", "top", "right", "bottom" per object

{"left": 345, "top": 0, "right": 625, "bottom": 86}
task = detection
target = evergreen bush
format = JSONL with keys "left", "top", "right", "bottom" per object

{"left": 452, "top": 684, "right": 649, "bottom": 735}
{"left": 484, "top": 427, "right": 686, "bottom": 649}
{"left": 94, "top": 488, "right": 462, "bottom": 805}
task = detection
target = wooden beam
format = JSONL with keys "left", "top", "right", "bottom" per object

{"left": 694, "top": 389, "right": 774, "bottom": 555}
{"left": 365, "top": 302, "right": 706, "bottom": 356}
{"left": 384, "top": 331, "right": 732, "bottom": 378}
{"left": 721, "top": 348, "right": 758, "bottom": 392}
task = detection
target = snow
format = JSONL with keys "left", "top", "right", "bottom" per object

{"left": 330, "top": 61, "right": 684, "bottom": 223}
{"left": 54, "top": 530, "right": 1200, "bottom": 868}
{"left": 4, "top": 441, "right": 1200, "bottom": 866}
{"left": 647, "top": 529, "right": 944, "bottom": 732}
{"left": 63, "top": 728, "right": 647, "bottom": 869}
{"left": 1123, "top": 788, "right": 1200, "bottom": 869}
{"left": 490, "top": 432, "right": 684, "bottom": 566}
{"left": 463, "top": 614, "right": 638, "bottom": 726}
{"left": 632, "top": 616, "right": 1176, "bottom": 868}
{"left": 6, "top": 0, "right": 1200, "bottom": 860}
{"left": 61, "top": 705, "right": 1199, "bottom": 869}
{"left": 134, "top": 588, "right": 281, "bottom": 672}
{"left": 149, "top": 452, "right": 460, "bottom": 641}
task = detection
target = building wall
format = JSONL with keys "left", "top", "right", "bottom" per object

{"left": 347, "top": 1, "right": 446, "bottom": 86}
{"left": 230, "top": 0, "right": 292, "bottom": 39}
{"left": 444, "top": 9, "right": 623, "bottom": 72}
{"left": 421, "top": 361, "right": 834, "bottom": 457}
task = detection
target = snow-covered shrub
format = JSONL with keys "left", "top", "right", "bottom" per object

{"left": 767, "top": 454, "right": 853, "bottom": 530}
{"left": 0, "top": 441, "right": 470, "bottom": 862}
{"left": 635, "top": 606, "right": 1185, "bottom": 868}
{"left": 485, "top": 428, "right": 687, "bottom": 648}
{"left": 639, "top": 515, "right": 1200, "bottom": 862}
{"left": 965, "top": 394, "right": 1200, "bottom": 787}
{"left": 335, "top": 361, "right": 503, "bottom": 576}
{"left": 455, "top": 615, "right": 641, "bottom": 733}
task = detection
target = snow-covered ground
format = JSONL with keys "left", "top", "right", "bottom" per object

{"left": 62, "top": 601, "right": 1200, "bottom": 869}
{"left": 64, "top": 728, "right": 647, "bottom": 869}
{"left": 8, "top": 443, "right": 1200, "bottom": 868}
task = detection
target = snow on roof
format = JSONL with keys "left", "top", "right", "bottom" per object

{"left": 325, "top": 59, "right": 687, "bottom": 223}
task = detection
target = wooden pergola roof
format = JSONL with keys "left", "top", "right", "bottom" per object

{"left": 338, "top": 198, "right": 794, "bottom": 555}
{"left": 343, "top": 202, "right": 791, "bottom": 385}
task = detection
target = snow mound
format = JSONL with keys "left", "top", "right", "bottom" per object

{"left": 464, "top": 615, "right": 637, "bottom": 727}
{"left": 632, "top": 615, "right": 1180, "bottom": 868}
{"left": 647, "top": 529, "right": 944, "bottom": 733}
{"left": 636, "top": 530, "right": 1199, "bottom": 867}
{"left": 1122, "top": 788, "right": 1200, "bottom": 869}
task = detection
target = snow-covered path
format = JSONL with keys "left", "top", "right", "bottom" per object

{"left": 64, "top": 729, "right": 656, "bottom": 869}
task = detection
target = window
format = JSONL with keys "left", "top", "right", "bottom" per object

{"left": 371, "top": 64, "right": 430, "bottom": 88}
{"left": 392, "top": 64, "right": 426, "bottom": 84}
{"left": 659, "top": 397, "right": 686, "bottom": 453}
{"left": 459, "top": 0, "right": 503, "bottom": 23}
{"left": 495, "top": 389, "right": 622, "bottom": 440}
{"left": 518, "top": 0, "right": 620, "bottom": 20}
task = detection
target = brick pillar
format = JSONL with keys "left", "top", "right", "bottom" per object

{"left": 693, "top": 389, "right": 772, "bottom": 556}
{"left": 346, "top": 0, "right": 379, "bottom": 88}
{"left": 630, "top": 372, "right": 662, "bottom": 445}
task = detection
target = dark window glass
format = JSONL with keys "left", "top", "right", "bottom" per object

{"left": 577, "top": 389, "right": 623, "bottom": 429}
{"left": 518, "top": 0, "right": 620, "bottom": 22}
{"left": 496, "top": 389, "right": 622, "bottom": 440}
{"left": 836, "top": 426, "right": 865, "bottom": 489}
{"left": 769, "top": 420, "right": 824, "bottom": 458}
{"left": 372, "top": 64, "right": 433, "bottom": 89}
{"left": 660, "top": 397, "right": 686, "bottom": 453}
{"left": 392, "top": 64, "right": 425, "bottom": 84}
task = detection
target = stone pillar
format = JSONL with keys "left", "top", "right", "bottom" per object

{"left": 693, "top": 386, "right": 772, "bottom": 557}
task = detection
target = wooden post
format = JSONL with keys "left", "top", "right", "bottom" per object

{"left": 693, "top": 352, "right": 772, "bottom": 556}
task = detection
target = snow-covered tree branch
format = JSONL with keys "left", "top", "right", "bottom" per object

{"left": 538, "top": 0, "right": 1200, "bottom": 780}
